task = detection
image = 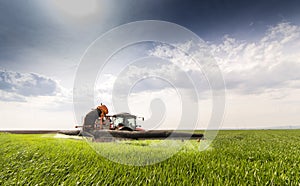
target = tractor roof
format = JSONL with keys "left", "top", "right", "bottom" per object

{"left": 112, "top": 112, "right": 136, "bottom": 118}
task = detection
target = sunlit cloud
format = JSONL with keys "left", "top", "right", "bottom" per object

{"left": 149, "top": 22, "right": 300, "bottom": 97}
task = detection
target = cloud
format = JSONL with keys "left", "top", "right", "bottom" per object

{"left": 262, "top": 22, "right": 300, "bottom": 44}
{"left": 0, "top": 90, "right": 26, "bottom": 102}
{"left": 212, "top": 22, "right": 300, "bottom": 95}
{"left": 93, "top": 22, "right": 300, "bottom": 109}
{"left": 149, "top": 22, "right": 300, "bottom": 98}
{"left": 0, "top": 69, "right": 63, "bottom": 102}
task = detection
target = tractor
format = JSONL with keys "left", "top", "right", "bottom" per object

{"left": 79, "top": 104, "right": 144, "bottom": 132}
{"left": 75, "top": 103, "right": 203, "bottom": 141}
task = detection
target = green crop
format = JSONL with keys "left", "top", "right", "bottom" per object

{"left": 0, "top": 130, "right": 299, "bottom": 185}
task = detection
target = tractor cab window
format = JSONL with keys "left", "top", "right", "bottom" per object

{"left": 125, "top": 117, "right": 136, "bottom": 129}
{"left": 114, "top": 117, "right": 124, "bottom": 127}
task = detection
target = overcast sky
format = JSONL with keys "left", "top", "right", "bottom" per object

{"left": 0, "top": 0, "right": 300, "bottom": 129}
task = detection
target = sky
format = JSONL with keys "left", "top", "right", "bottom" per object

{"left": 0, "top": 0, "right": 300, "bottom": 130}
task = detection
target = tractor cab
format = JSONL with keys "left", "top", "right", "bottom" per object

{"left": 110, "top": 112, "right": 142, "bottom": 131}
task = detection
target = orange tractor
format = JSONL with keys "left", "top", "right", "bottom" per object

{"left": 80, "top": 103, "right": 144, "bottom": 131}
{"left": 76, "top": 103, "right": 203, "bottom": 141}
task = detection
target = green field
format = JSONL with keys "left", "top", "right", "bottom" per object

{"left": 1, "top": 130, "right": 300, "bottom": 185}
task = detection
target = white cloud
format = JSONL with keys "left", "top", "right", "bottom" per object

{"left": 148, "top": 44, "right": 198, "bottom": 72}
{"left": 0, "top": 69, "right": 73, "bottom": 129}
{"left": 0, "top": 69, "right": 61, "bottom": 99}
{"left": 224, "top": 23, "right": 299, "bottom": 95}
{"left": 262, "top": 22, "right": 300, "bottom": 44}
{"left": 149, "top": 22, "right": 300, "bottom": 97}
{"left": 0, "top": 90, "right": 26, "bottom": 102}
{"left": 137, "top": 22, "right": 300, "bottom": 129}
{"left": 0, "top": 69, "right": 72, "bottom": 109}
